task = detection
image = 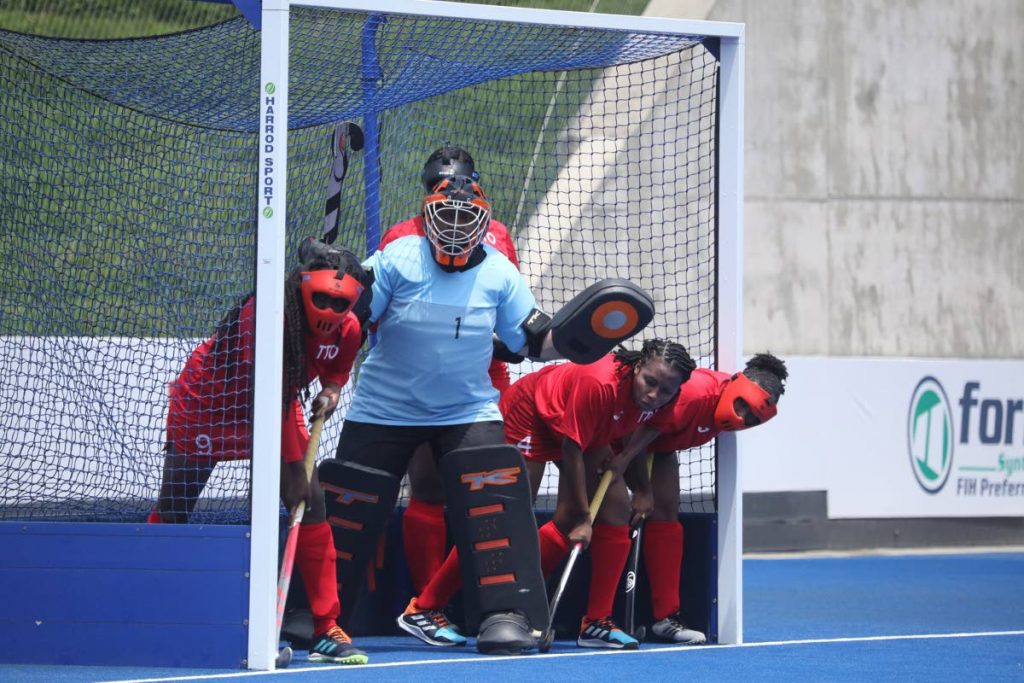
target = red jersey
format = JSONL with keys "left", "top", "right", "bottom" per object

{"left": 647, "top": 368, "right": 730, "bottom": 452}
{"left": 377, "top": 214, "right": 519, "bottom": 393}
{"left": 165, "top": 296, "right": 362, "bottom": 463}
{"left": 500, "top": 355, "right": 674, "bottom": 462}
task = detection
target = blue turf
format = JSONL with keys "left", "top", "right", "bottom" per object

{"left": 2, "top": 551, "right": 1021, "bottom": 682}
{"left": 744, "top": 552, "right": 1024, "bottom": 641}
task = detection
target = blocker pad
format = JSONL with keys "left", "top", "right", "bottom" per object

{"left": 550, "top": 277, "right": 655, "bottom": 364}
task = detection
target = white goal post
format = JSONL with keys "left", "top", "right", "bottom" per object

{"left": 253, "top": 0, "right": 744, "bottom": 670}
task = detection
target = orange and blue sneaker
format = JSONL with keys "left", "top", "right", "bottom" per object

{"left": 308, "top": 624, "right": 368, "bottom": 664}
{"left": 577, "top": 616, "right": 640, "bottom": 650}
{"left": 397, "top": 597, "right": 467, "bottom": 646}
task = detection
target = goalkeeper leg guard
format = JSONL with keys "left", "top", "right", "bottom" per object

{"left": 440, "top": 444, "right": 549, "bottom": 641}
{"left": 318, "top": 459, "right": 401, "bottom": 627}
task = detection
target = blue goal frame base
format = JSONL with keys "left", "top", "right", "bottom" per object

{"left": 0, "top": 508, "right": 717, "bottom": 669}
{"left": 0, "top": 521, "right": 250, "bottom": 669}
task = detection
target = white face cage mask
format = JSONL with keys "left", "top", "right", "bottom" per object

{"left": 423, "top": 190, "right": 492, "bottom": 267}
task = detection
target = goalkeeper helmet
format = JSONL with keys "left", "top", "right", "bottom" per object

{"left": 713, "top": 372, "right": 778, "bottom": 431}
{"left": 422, "top": 175, "right": 492, "bottom": 269}
{"left": 299, "top": 268, "right": 364, "bottom": 337}
{"left": 421, "top": 145, "right": 479, "bottom": 193}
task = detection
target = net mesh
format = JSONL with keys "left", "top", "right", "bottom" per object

{"left": 0, "top": 6, "right": 720, "bottom": 523}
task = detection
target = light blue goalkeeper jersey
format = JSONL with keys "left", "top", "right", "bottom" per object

{"left": 345, "top": 234, "right": 534, "bottom": 425}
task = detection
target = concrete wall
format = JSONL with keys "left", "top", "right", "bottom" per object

{"left": 648, "top": 0, "right": 1024, "bottom": 358}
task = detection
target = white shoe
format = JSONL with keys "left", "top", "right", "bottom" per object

{"left": 650, "top": 614, "right": 706, "bottom": 644}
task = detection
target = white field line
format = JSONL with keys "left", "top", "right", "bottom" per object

{"left": 101, "top": 629, "right": 1024, "bottom": 683}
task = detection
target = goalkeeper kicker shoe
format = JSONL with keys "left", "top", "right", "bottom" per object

{"left": 650, "top": 613, "right": 707, "bottom": 644}
{"left": 308, "top": 625, "right": 368, "bottom": 664}
{"left": 577, "top": 616, "right": 640, "bottom": 650}
{"left": 476, "top": 610, "right": 537, "bottom": 655}
{"left": 397, "top": 597, "right": 467, "bottom": 646}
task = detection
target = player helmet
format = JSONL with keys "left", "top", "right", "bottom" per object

{"left": 421, "top": 145, "right": 479, "bottom": 193}
{"left": 422, "top": 175, "right": 492, "bottom": 269}
{"left": 300, "top": 268, "right": 364, "bottom": 337}
{"left": 714, "top": 372, "right": 778, "bottom": 430}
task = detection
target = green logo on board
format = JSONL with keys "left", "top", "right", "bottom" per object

{"left": 907, "top": 376, "right": 954, "bottom": 494}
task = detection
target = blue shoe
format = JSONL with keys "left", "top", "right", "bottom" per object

{"left": 577, "top": 616, "right": 640, "bottom": 650}
{"left": 308, "top": 625, "right": 368, "bottom": 664}
{"left": 397, "top": 597, "right": 468, "bottom": 646}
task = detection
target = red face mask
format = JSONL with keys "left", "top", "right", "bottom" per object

{"left": 300, "top": 269, "right": 363, "bottom": 337}
{"left": 714, "top": 372, "right": 778, "bottom": 431}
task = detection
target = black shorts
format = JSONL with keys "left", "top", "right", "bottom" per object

{"left": 334, "top": 419, "right": 506, "bottom": 479}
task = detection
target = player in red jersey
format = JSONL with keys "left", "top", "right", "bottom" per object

{"left": 591, "top": 353, "right": 788, "bottom": 646}
{"left": 398, "top": 339, "right": 695, "bottom": 650}
{"left": 150, "top": 243, "right": 371, "bottom": 665}
{"left": 380, "top": 146, "right": 522, "bottom": 602}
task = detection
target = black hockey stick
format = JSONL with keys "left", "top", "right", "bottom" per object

{"left": 322, "top": 121, "right": 364, "bottom": 245}
{"left": 622, "top": 521, "right": 646, "bottom": 642}
{"left": 623, "top": 454, "right": 653, "bottom": 642}
{"left": 274, "top": 415, "right": 325, "bottom": 668}
{"left": 538, "top": 469, "right": 613, "bottom": 653}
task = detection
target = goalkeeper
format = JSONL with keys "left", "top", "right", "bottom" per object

{"left": 321, "top": 155, "right": 654, "bottom": 656}
{"left": 591, "top": 352, "right": 788, "bottom": 645}
{"left": 150, "top": 244, "right": 371, "bottom": 665}
{"left": 376, "top": 146, "right": 522, "bottom": 603}
{"left": 399, "top": 339, "right": 694, "bottom": 651}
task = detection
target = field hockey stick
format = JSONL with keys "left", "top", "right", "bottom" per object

{"left": 538, "top": 468, "right": 614, "bottom": 653}
{"left": 322, "top": 121, "right": 364, "bottom": 245}
{"left": 623, "top": 454, "right": 654, "bottom": 642}
{"left": 274, "top": 414, "right": 325, "bottom": 668}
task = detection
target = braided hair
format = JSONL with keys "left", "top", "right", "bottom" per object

{"left": 613, "top": 338, "right": 697, "bottom": 383}
{"left": 744, "top": 353, "right": 788, "bottom": 402}
{"left": 282, "top": 249, "right": 345, "bottom": 409}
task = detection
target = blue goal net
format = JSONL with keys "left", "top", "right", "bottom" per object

{"left": 0, "top": 5, "right": 721, "bottom": 524}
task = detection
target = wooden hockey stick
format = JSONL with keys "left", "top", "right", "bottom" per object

{"left": 538, "top": 468, "right": 614, "bottom": 653}
{"left": 274, "top": 415, "right": 325, "bottom": 668}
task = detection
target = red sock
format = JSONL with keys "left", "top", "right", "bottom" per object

{"left": 585, "top": 524, "right": 630, "bottom": 621}
{"left": 538, "top": 521, "right": 572, "bottom": 576}
{"left": 402, "top": 498, "right": 447, "bottom": 593}
{"left": 644, "top": 520, "right": 683, "bottom": 620}
{"left": 417, "top": 546, "right": 462, "bottom": 610}
{"left": 296, "top": 521, "right": 340, "bottom": 635}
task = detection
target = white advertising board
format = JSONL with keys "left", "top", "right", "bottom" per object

{"left": 742, "top": 357, "right": 1024, "bottom": 518}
